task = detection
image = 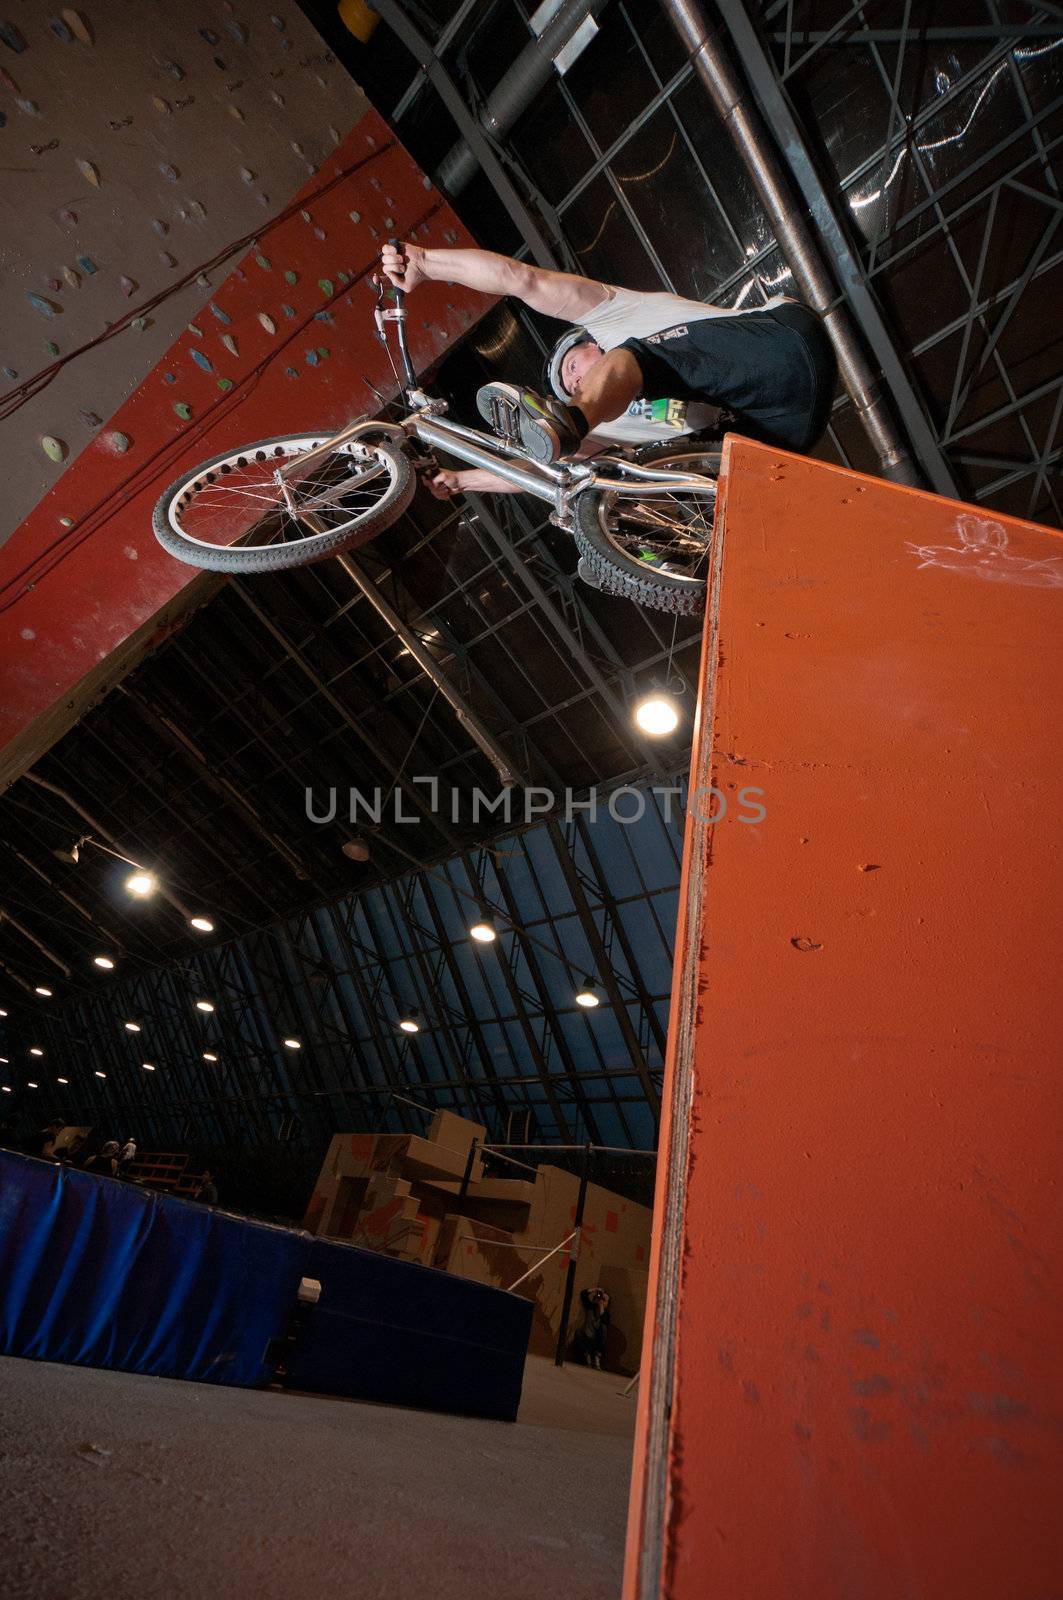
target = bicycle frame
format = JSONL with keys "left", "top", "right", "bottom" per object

{"left": 280, "top": 277, "right": 715, "bottom": 527}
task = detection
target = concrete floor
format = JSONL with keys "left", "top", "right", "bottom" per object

{"left": 0, "top": 1353, "right": 636, "bottom": 1600}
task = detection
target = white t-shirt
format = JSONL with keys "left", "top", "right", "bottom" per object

{"left": 582, "top": 284, "right": 785, "bottom": 448}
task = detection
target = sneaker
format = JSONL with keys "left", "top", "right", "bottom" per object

{"left": 476, "top": 382, "right": 583, "bottom": 464}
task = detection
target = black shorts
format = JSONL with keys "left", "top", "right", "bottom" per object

{"left": 620, "top": 299, "right": 838, "bottom": 454}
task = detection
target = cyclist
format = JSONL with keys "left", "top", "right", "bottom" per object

{"left": 379, "top": 241, "right": 837, "bottom": 499}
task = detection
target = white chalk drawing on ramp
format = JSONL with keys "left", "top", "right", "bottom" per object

{"left": 907, "top": 512, "right": 1063, "bottom": 588}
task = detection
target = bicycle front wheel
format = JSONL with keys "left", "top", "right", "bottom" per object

{"left": 573, "top": 445, "right": 720, "bottom": 615}
{"left": 152, "top": 431, "right": 414, "bottom": 573}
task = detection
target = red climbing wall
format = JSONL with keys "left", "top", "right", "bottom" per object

{"left": 0, "top": 104, "right": 488, "bottom": 789}
{"left": 625, "top": 438, "right": 1063, "bottom": 1600}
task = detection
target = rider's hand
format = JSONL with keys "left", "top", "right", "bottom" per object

{"left": 381, "top": 241, "right": 426, "bottom": 294}
{"left": 425, "top": 469, "right": 462, "bottom": 499}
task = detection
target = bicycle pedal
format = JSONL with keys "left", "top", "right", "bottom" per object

{"left": 490, "top": 394, "right": 522, "bottom": 444}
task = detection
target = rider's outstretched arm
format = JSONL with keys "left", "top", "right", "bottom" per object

{"left": 381, "top": 242, "right": 605, "bottom": 323}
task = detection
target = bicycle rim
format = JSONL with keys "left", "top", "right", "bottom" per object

{"left": 163, "top": 437, "right": 402, "bottom": 556}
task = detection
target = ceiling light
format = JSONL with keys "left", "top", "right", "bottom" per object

{"left": 142, "top": 1063, "right": 156, "bottom": 1072}
{"left": 398, "top": 1014, "right": 420, "bottom": 1035}
{"left": 189, "top": 916, "right": 214, "bottom": 933}
{"left": 27, "top": 1081, "right": 38, "bottom": 1089}
{"left": 575, "top": 980, "right": 601, "bottom": 1009}
{"left": 1, "top": 1086, "right": 9, "bottom": 1094}
{"left": 29, "top": 1047, "right": 44, "bottom": 1057}
{"left": 94, "top": 1070, "right": 106, "bottom": 1079}
{"left": 341, "top": 836, "right": 370, "bottom": 862}
{"left": 634, "top": 692, "right": 680, "bottom": 737}
{"left": 203, "top": 1052, "right": 218, "bottom": 1062}
{"left": 93, "top": 956, "right": 115, "bottom": 970}
{"left": 0, "top": 1056, "right": 6, "bottom": 1064}
{"left": 124, "top": 1021, "right": 141, "bottom": 1032}
{"left": 283, "top": 1037, "right": 302, "bottom": 1049}
{"left": 469, "top": 916, "right": 497, "bottom": 944}
{"left": 53, "top": 841, "right": 81, "bottom": 864}
{"left": 35, "top": 986, "right": 53, "bottom": 997}
{"left": 195, "top": 1000, "right": 215, "bottom": 1013}
{"left": 57, "top": 1077, "right": 69, "bottom": 1084}
{"left": 125, "top": 871, "right": 158, "bottom": 897}
{"left": 0, "top": 1007, "right": 7, "bottom": 1016}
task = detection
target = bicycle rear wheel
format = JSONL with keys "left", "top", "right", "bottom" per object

{"left": 152, "top": 431, "right": 413, "bottom": 573}
{"left": 573, "top": 445, "right": 720, "bottom": 615}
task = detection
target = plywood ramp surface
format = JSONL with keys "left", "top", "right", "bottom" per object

{"left": 625, "top": 438, "right": 1063, "bottom": 1600}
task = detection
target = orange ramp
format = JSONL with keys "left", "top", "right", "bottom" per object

{"left": 626, "top": 438, "right": 1063, "bottom": 1600}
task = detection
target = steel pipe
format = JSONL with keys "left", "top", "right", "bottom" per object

{"left": 661, "top": 0, "right": 926, "bottom": 487}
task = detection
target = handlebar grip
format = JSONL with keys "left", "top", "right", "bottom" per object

{"left": 386, "top": 237, "right": 405, "bottom": 308}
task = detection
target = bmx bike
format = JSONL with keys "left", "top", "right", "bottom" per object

{"left": 152, "top": 279, "right": 720, "bottom": 615}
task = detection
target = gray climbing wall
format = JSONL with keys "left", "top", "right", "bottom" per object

{"left": 0, "top": 2, "right": 367, "bottom": 541}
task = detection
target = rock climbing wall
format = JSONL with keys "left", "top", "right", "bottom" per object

{"left": 0, "top": 2, "right": 370, "bottom": 540}
{"left": 0, "top": 7, "right": 488, "bottom": 787}
{"left": 625, "top": 438, "right": 1063, "bottom": 1600}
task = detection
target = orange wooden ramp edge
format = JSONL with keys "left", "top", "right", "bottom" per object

{"left": 625, "top": 438, "right": 1063, "bottom": 1600}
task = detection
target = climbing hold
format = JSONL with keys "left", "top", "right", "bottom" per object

{"left": 130, "top": 316, "right": 148, "bottom": 332}
{"left": 152, "top": 217, "right": 169, "bottom": 235}
{"left": 0, "top": 20, "right": 27, "bottom": 51}
{"left": 163, "top": 59, "right": 184, "bottom": 80}
{"left": 305, "top": 348, "right": 319, "bottom": 366}
{"left": 312, "top": 226, "right": 326, "bottom": 240}
{"left": 314, "top": 310, "right": 332, "bottom": 323}
{"left": 235, "top": 268, "right": 245, "bottom": 280}
{"left": 257, "top": 192, "right": 269, "bottom": 206}
{"left": 0, "top": 62, "right": 19, "bottom": 91}
{"left": 338, "top": 272, "right": 349, "bottom": 286}
{"left": 209, "top": 303, "right": 231, "bottom": 323}
{"left": 2, "top": 366, "right": 17, "bottom": 380}
{"left": 228, "top": 104, "right": 244, "bottom": 120}
{"left": 198, "top": 28, "right": 219, "bottom": 45}
{"left": 220, "top": 333, "right": 237, "bottom": 355}
{"left": 62, "top": 9, "right": 93, "bottom": 44}
{"left": 159, "top": 161, "right": 179, "bottom": 182}
{"left": 59, "top": 208, "right": 78, "bottom": 226}
{"left": 317, "top": 278, "right": 333, "bottom": 297}
{"left": 45, "top": 340, "right": 59, "bottom": 355}
{"left": 239, "top": 166, "right": 254, "bottom": 183}
{"left": 316, "top": 346, "right": 330, "bottom": 359}
{"left": 189, "top": 200, "right": 206, "bottom": 220}
{"left": 26, "top": 292, "right": 58, "bottom": 318}
{"left": 118, "top": 274, "right": 136, "bottom": 296}
{"left": 383, "top": 217, "right": 394, "bottom": 232}
{"left": 270, "top": 14, "right": 284, "bottom": 29}
{"left": 50, "top": 16, "right": 74, "bottom": 43}
{"left": 269, "top": 90, "right": 285, "bottom": 107}
{"left": 254, "top": 253, "right": 271, "bottom": 270}
{"left": 285, "top": 366, "right": 298, "bottom": 378}
{"left": 284, "top": 269, "right": 298, "bottom": 285}
{"left": 41, "top": 435, "right": 67, "bottom": 462}
{"left": 59, "top": 515, "right": 73, "bottom": 526}
{"left": 79, "top": 409, "right": 101, "bottom": 427}
{"left": 190, "top": 349, "right": 213, "bottom": 373}
{"left": 46, "top": 277, "right": 62, "bottom": 292}
{"left": 76, "top": 254, "right": 96, "bottom": 273}
{"left": 187, "top": 323, "right": 202, "bottom": 337}
{"left": 328, "top": 126, "right": 341, "bottom": 145}
{"left": 216, "top": 377, "right": 233, "bottom": 391}
{"left": 213, "top": 55, "right": 226, "bottom": 70}
{"left": 159, "top": 250, "right": 176, "bottom": 267}
{"left": 195, "top": 273, "right": 210, "bottom": 288}
{"left": 348, "top": 211, "right": 360, "bottom": 224}
{"left": 17, "top": 97, "right": 40, "bottom": 114}
{"left": 173, "top": 402, "right": 192, "bottom": 419}
{"left": 151, "top": 95, "right": 170, "bottom": 113}
{"left": 107, "top": 431, "right": 131, "bottom": 452}
{"left": 76, "top": 157, "right": 100, "bottom": 185}
{"left": 281, "top": 304, "right": 295, "bottom": 318}
{"left": 162, "top": 372, "right": 176, "bottom": 383}
{"left": 224, "top": 19, "right": 247, "bottom": 43}
{"left": 258, "top": 312, "right": 276, "bottom": 334}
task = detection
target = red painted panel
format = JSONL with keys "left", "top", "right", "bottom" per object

{"left": 0, "top": 106, "right": 490, "bottom": 780}
{"left": 627, "top": 439, "right": 1063, "bottom": 1599}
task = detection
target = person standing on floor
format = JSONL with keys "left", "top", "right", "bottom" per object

{"left": 572, "top": 1287, "right": 611, "bottom": 1370}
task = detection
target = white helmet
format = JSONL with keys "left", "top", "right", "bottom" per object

{"left": 544, "top": 326, "right": 595, "bottom": 402}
